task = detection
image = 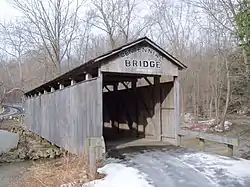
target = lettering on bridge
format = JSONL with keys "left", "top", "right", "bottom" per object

{"left": 119, "top": 46, "right": 163, "bottom": 69}
{"left": 125, "top": 60, "right": 160, "bottom": 68}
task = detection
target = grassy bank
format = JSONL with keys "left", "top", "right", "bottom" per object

{"left": 9, "top": 154, "right": 102, "bottom": 187}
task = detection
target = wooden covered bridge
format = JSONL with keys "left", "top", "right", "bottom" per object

{"left": 24, "top": 37, "right": 187, "bottom": 154}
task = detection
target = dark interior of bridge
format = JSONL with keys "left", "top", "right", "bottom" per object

{"left": 102, "top": 72, "right": 160, "bottom": 145}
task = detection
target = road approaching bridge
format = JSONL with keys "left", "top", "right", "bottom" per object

{"left": 0, "top": 104, "right": 23, "bottom": 120}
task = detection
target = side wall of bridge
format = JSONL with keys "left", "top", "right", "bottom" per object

{"left": 25, "top": 77, "right": 103, "bottom": 154}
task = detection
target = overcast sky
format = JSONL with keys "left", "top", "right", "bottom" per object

{"left": 0, "top": 0, "right": 21, "bottom": 21}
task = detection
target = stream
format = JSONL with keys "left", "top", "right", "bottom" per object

{"left": 0, "top": 161, "right": 33, "bottom": 187}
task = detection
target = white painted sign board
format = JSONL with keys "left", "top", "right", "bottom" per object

{"left": 101, "top": 45, "right": 178, "bottom": 76}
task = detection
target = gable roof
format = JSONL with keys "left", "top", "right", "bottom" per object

{"left": 25, "top": 37, "right": 187, "bottom": 96}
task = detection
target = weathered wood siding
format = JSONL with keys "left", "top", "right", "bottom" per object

{"left": 101, "top": 43, "right": 178, "bottom": 76}
{"left": 160, "top": 82, "right": 175, "bottom": 140}
{"left": 25, "top": 77, "right": 103, "bottom": 154}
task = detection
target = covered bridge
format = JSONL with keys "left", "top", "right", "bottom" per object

{"left": 24, "top": 37, "right": 187, "bottom": 154}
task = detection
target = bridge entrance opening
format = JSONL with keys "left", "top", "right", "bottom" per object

{"left": 102, "top": 72, "right": 177, "bottom": 147}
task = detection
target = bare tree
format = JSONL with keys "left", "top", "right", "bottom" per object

{"left": 88, "top": 0, "right": 151, "bottom": 49}
{"left": 11, "top": 0, "right": 85, "bottom": 74}
{"left": 183, "top": 0, "right": 250, "bottom": 109}
{"left": 0, "top": 56, "right": 24, "bottom": 109}
{"left": 0, "top": 21, "right": 28, "bottom": 90}
{"left": 149, "top": 0, "right": 197, "bottom": 59}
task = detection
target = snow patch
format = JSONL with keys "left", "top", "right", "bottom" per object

{"left": 83, "top": 163, "right": 154, "bottom": 187}
{"left": 184, "top": 116, "right": 233, "bottom": 132}
{"left": 198, "top": 119, "right": 216, "bottom": 125}
{"left": 180, "top": 152, "right": 250, "bottom": 185}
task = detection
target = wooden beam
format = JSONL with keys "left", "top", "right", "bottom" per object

{"left": 103, "top": 75, "right": 139, "bottom": 83}
{"left": 174, "top": 76, "right": 180, "bottom": 145}
{"left": 85, "top": 73, "right": 92, "bottom": 80}
{"left": 59, "top": 84, "right": 64, "bottom": 89}
{"left": 104, "top": 85, "right": 111, "bottom": 92}
{"left": 154, "top": 76, "right": 161, "bottom": 141}
{"left": 228, "top": 144, "right": 234, "bottom": 157}
{"left": 121, "top": 82, "right": 129, "bottom": 89}
{"left": 178, "top": 129, "right": 239, "bottom": 146}
{"left": 198, "top": 138, "right": 205, "bottom": 151}
{"left": 113, "top": 84, "right": 119, "bottom": 132}
{"left": 144, "top": 77, "right": 153, "bottom": 85}
{"left": 50, "top": 87, "right": 55, "bottom": 92}
{"left": 98, "top": 71, "right": 103, "bottom": 139}
{"left": 132, "top": 80, "right": 139, "bottom": 137}
{"left": 71, "top": 80, "right": 76, "bottom": 85}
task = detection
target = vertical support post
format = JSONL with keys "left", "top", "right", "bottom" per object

{"left": 154, "top": 76, "right": 161, "bottom": 141}
{"left": 113, "top": 83, "right": 119, "bottom": 132}
{"left": 227, "top": 144, "right": 233, "bottom": 157}
{"left": 71, "top": 80, "right": 76, "bottom": 85}
{"left": 84, "top": 138, "right": 90, "bottom": 155}
{"left": 59, "top": 84, "right": 64, "bottom": 89}
{"left": 89, "top": 146, "right": 97, "bottom": 179}
{"left": 50, "top": 87, "right": 55, "bottom": 92}
{"left": 44, "top": 90, "right": 47, "bottom": 94}
{"left": 132, "top": 80, "right": 138, "bottom": 137}
{"left": 85, "top": 73, "right": 92, "bottom": 80}
{"left": 174, "top": 76, "right": 181, "bottom": 145}
{"left": 98, "top": 68, "right": 103, "bottom": 137}
{"left": 199, "top": 138, "right": 205, "bottom": 151}
{"left": 178, "top": 135, "right": 182, "bottom": 146}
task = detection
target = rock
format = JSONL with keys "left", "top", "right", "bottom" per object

{"left": 54, "top": 148, "right": 61, "bottom": 156}
{"left": 17, "top": 147, "right": 28, "bottom": 160}
{"left": 19, "top": 151, "right": 27, "bottom": 160}
{"left": 47, "top": 148, "right": 56, "bottom": 159}
{"left": 36, "top": 149, "right": 43, "bottom": 158}
{"left": 32, "top": 154, "right": 39, "bottom": 160}
{"left": 0, "top": 125, "right": 65, "bottom": 163}
{"left": 0, "top": 130, "right": 19, "bottom": 154}
{"left": 0, "top": 150, "right": 19, "bottom": 163}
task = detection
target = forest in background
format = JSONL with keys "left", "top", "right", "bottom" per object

{"left": 1, "top": 0, "right": 250, "bottom": 128}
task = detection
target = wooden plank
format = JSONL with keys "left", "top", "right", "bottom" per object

{"left": 161, "top": 82, "right": 174, "bottom": 109}
{"left": 132, "top": 80, "right": 139, "bottom": 137}
{"left": 98, "top": 72, "right": 103, "bottom": 138}
{"left": 227, "top": 144, "right": 234, "bottom": 157}
{"left": 160, "top": 82, "right": 175, "bottom": 140}
{"left": 199, "top": 138, "right": 205, "bottom": 151}
{"left": 161, "top": 110, "right": 175, "bottom": 138}
{"left": 160, "top": 75, "right": 174, "bottom": 83}
{"left": 154, "top": 77, "right": 161, "bottom": 140}
{"left": 24, "top": 78, "right": 102, "bottom": 154}
{"left": 174, "top": 76, "right": 180, "bottom": 145}
{"left": 101, "top": 44, "right": 178, "bottom": 76}
{"left": 178, "top": 129, "right": 239, "bottom": 146}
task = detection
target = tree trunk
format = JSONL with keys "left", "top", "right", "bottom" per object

{"left": 209, "top": 96, "right": 213, "bottom": 119}
{"left": 0, "top": 102, "right": 3, "bottom": 113}
{"left": 220, "top": 58, "right": 230, "bottom": 131}
{"left": 242, "top": 48, "right": 250, "bottom": 108}
{"left": 193, "top": 76, "right": 198, "bottom": 123}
